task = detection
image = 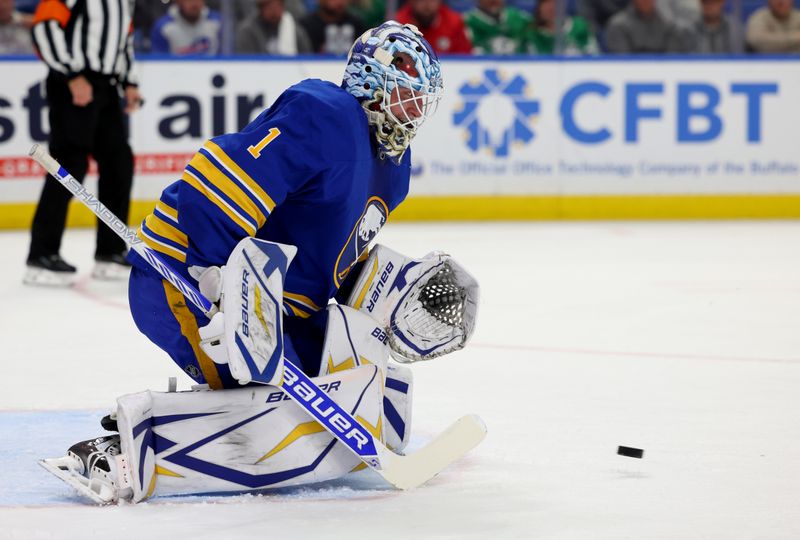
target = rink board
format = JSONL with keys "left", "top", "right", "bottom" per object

{"left": 0, "top": 56, "right": 799, "bottom": 225}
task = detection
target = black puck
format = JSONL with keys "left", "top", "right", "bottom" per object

{"left": 617, "top": 446, "right": 644, "bottom": 459}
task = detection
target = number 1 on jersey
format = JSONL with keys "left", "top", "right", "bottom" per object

{"left": 248, "top": 128, "right": 281, "bottom": 159}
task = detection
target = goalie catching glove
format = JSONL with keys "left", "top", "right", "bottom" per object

{"left": 191, "top": 238, "right": 297, "bottom": 386}
{"left": 346, "top": 245, "right": 479, "bottom": 363}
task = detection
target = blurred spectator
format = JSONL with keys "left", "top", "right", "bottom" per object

{"left": 233, "top": 0, "right": 307, "bottom": 25}
{"left": 135, "top": 0, "right": 171, "bottom": 52}
{"left": 605, "top": 0, "right": 694, "bottom": 51}
{"left": 746, "top": 0, "right": 800, "bottom": 52}
{"left": 692, "top": 0, "right": 740, "bottom": 52}
{"left": 527, "top": 0, "right": 599, "bottom": 53}
{"left": 136, "top": 0, "right": 225, "bottom": 52}
{"left": 138, "top": 0, "right": 307, "bottom": 53}
{"left": 506, "top": 0, "right": 536, "bottom": 14}
{"left": 350, "top": 0, "right": 386, "bottom": 28}
{"left": 396, "top": 0, "right": 472, "bottom": 53}
{"left": 0, "top": 0, "right": 34, "bottom": 54}
{"left": 236, "top": 0, "right": 312, "bottom": 53}
{"left": 657, "top": 0, "right": 700, "bottom": 26}
{"left": 578, "top": 0, "right": 629, "bottom": 32}
{"left": 449, "top": 0, "right": 482, "bottom": 12}
{"left": 300, "top": 0, "right": 367, "bottom": 54}
{"left": 464, "top": 0, "right": 530, "bottom": 54}
{"left": 151, "top": 0, "right": 223, "bottom": 55}
{"left": 11, "top": 0, "right": 36, "bottom": 14}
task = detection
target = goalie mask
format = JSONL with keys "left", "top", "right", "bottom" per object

{"left": 343, "top": 21, "right": 444, "bottom": 164}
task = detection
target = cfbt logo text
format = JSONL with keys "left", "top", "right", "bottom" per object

{"left": 454, "top": 69, "right": 778, "bottom": 155}
{"left": 560, "top": 81, "right": 777, "bottom": 144}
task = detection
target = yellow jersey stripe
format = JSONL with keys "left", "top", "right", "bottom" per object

{"left": 203, "top": 140, "right": 276, "bottom": 212}
{"left": 284, "top": 291, "right": 323, "bottom": 312}
{"left": 163, "top": 282, "right": 223, "bottom": 390}
{"left": 139, "top": 226, "right": 187, "bottom": 262}
{"left": 284, "top": 301, "right": 311, "bottom": 318}
{"left": 155, "top": 200, "right": 179, "bottom": 224}
{"left": 188, "top": 152, "right": 267, "bottom": 228}
{"left": 145, "top": 213, "right": 188, "bottom": 248}
{"left": 181, "top": 170, "right": 257, "bottom": 237}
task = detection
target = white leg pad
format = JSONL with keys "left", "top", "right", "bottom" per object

{"left": 116, "top": 391, "right": 157, "bottom": 502}
{"left": 318, "top": 305, "right": 414, "bottom": 452}
{"left": 116, "top": 366, "right": 384, "bottom": 501}
{"left": 384, "top": 363, "right": 413, "bottom": 452}
{"left": 318, "top": 304, "right": 391, "bottom": 377}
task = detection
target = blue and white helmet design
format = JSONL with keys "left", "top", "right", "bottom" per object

{"left": 343, "top": 21, "right": 444, "bottom": 163}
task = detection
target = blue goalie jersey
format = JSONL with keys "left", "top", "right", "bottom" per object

{"left": 128, "top": 79, "right": 410, "bottom": 387}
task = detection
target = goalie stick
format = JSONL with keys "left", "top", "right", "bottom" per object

{"left": 29, "top": 144, "right": 486, "bottom": 491}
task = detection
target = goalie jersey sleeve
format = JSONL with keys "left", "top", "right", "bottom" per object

{"left": 136, "top": 78, "right": 411, "bottom": 321}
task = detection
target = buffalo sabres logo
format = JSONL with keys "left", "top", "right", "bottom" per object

{"left": 359, "top": 204, "right": 386, "bottom": 242}
{"left": 334, "top": 197, "right": 389, "bottom": 287}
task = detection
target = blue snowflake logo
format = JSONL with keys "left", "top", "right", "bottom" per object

{"left": 452, "top": 69, "right": 540, "bottom": 157}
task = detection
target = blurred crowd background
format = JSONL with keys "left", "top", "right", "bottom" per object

{"left": 1, "top": 0, "right": 799, "bottom": 58}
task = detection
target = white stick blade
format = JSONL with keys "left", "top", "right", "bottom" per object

{"left": 379, "top": 414, "right": 487, "bottom": 490}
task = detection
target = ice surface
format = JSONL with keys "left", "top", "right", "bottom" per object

{"left": 1, "top": 222, "right": 800, "bottom": 539}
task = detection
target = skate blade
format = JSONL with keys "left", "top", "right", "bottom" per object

{"left": 91, "top": 262, "right": 130, "bottom": 281}
{"left": 39, "top": 457, "right": 117, "bottom": 505}
{"left": 23, "top": 267, "right": 75, "bottom": 287}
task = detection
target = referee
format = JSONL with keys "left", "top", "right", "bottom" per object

{"left": 25, "top": 0, "right": 142, "bottom": 286}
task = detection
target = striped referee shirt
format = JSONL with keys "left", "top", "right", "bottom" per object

{"left": 31, "top": 0, "right": 138, "bottom": 86}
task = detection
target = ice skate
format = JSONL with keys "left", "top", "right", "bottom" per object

{"left": 92, "top": 253, "right": 131, "bottom": 281}
{"left": 39, "top": 435, "right": 132, "bottom": 505}
{"left": 23, "top": 254, "right": 77, "bottom": 287}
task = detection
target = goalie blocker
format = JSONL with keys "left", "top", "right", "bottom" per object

{"left": 191, "top": 239, "right": 298, "bottom": 387}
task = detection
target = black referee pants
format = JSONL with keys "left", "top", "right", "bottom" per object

{"left": 28, "top": 72, "right": 134, "bottom": 260}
